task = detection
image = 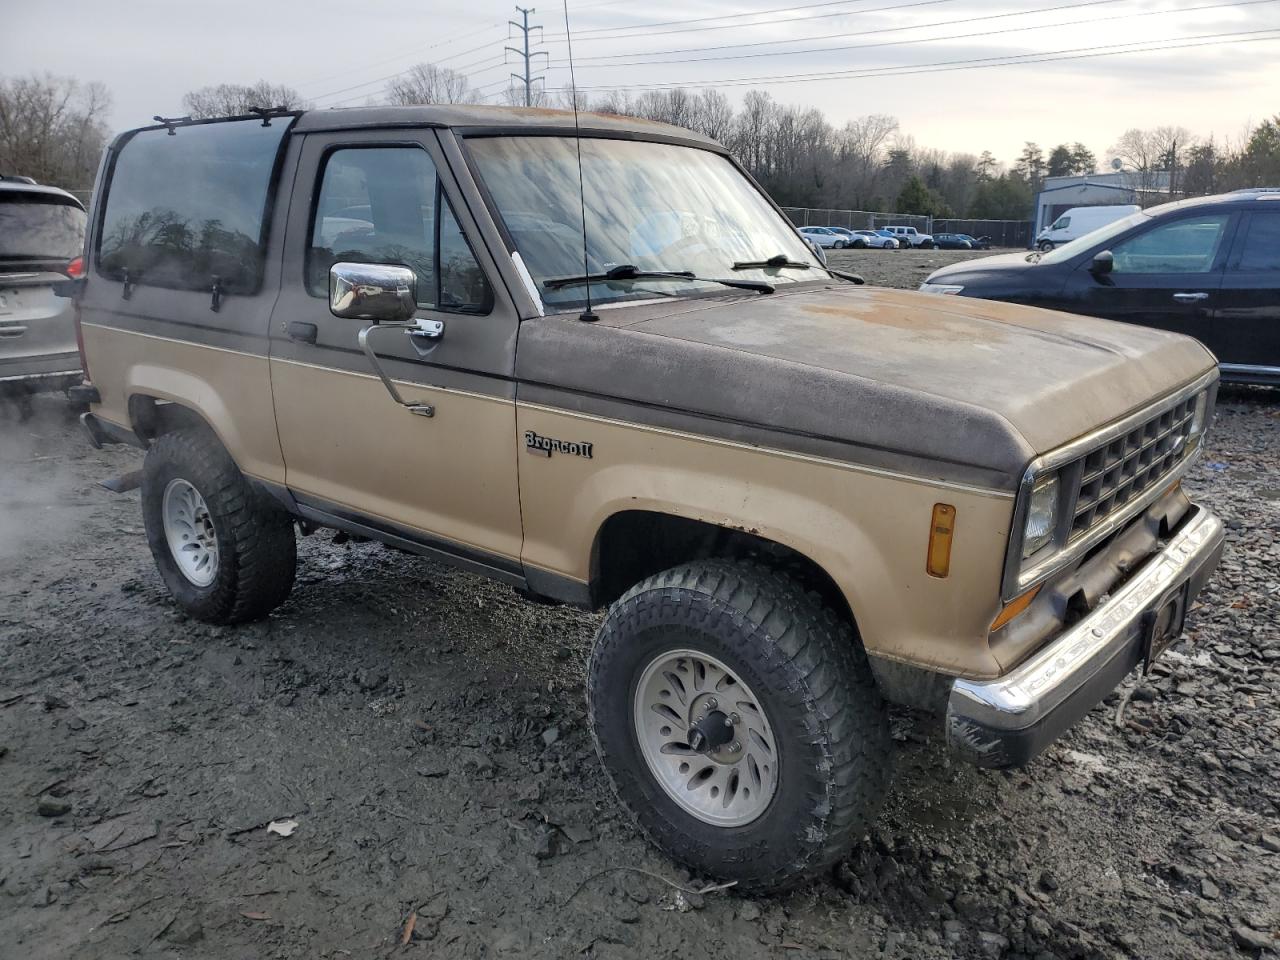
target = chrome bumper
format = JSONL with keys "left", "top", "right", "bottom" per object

{"left": 947, "top": 505, "right": 1224, "bottom": 768}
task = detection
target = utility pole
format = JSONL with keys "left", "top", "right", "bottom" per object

{"left": 506, "top": 6, "right": 546, "bottom": 107}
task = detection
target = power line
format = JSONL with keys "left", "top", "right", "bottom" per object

{"left": 558, "top": 0, "right": 1131, "bottom": 63}
{"left": 308, "top": 33, "right": 507, "bottom": 104}
{"left": 293, "top": 22, "right": 502, "bottom": 93}
{"left": 541, "top": 0, "right": 962, "bottom": 43}
{"left": 567, "top": 27, "right": 1280, "bottom": 91}
{"left": 554, "top": 0, "right": 1277, "bottom": 68}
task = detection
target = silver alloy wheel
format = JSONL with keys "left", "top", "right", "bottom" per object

{"left": 162, "top": 478, "right": 219, "bottom": 587}
{"left": 634, "top": 649, "right": 779, "bottom": 827}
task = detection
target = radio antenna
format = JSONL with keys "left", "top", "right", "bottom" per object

{"left": 563, "top": 0, "right": 598, "bottom": 322}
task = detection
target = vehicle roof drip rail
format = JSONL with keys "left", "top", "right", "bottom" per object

{"left": 152, "top": 115, "right": 192, "bottom": 136}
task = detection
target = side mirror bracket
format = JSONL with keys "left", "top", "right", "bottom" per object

{"left": 331, "top": 262, "right": 444, "bottom": 418}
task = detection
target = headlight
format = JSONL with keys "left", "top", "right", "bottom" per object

{"left": 1022, "top": 474, "right": 1060, "bottom": 559}
{"left": 919, "top": 282, "right": 964, "bottom": 295}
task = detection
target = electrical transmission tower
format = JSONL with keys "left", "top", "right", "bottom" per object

{"left": 506, "top": 6, "right": 547, "bottom": 107}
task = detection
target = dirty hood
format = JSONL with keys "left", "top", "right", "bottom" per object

{"left": 515, "top": 283, "right": 1216, "bottom": 489}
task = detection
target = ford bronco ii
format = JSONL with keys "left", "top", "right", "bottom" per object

{"left": 66, "top": 106, "right": 1225, "bottom": 891}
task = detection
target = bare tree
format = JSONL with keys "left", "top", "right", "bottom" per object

{"left": 0, "top": 73, "right": 111, "bottom": 191}
{"left": 181, "top": 81, "right": 308, "bottom": 118}
{"left": 386, "top": 64, "right": 478, "bottom": 106}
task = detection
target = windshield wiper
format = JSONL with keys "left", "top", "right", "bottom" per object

{"left": 543, "top": 263, "right": 773, "bottom": 295}
{"left": 731, "top": 254, "right": 812, "bottom": 271}
{"left": 826, "top": 268, "right": 865, "bottom": 285}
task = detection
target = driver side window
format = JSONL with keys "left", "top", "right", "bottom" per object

{"left": 1112, "top": 215, "right": 1230, "bottom": 275}
{"left": 306, "top": 145, "right": 491, "bottom": 313}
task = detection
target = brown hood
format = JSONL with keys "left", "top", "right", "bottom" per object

{"left": 514, "top": 282, "right": 1216, "bottom": 490}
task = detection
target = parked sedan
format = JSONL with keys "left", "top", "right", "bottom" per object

{"left": 1, "top": 177, "right": 87, "bottom": 398}
{"left": 798, "top": 226, "right": 847, "bottom": 249}
{"left": 920, "top": 190, "right": 1280, "bottom": 384}
{"left": 932, "top": 233, "right": 974, "bottom": 250}
{"left": 851, "top": 229, "right": 899, "bottom": 249}
{"left": 956, "top": 234, "right": 992, "bottom": 250}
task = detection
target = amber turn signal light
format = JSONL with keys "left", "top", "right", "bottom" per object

{"left": 991, "top": 585, "right": 1042, "bottom": 632}
{"left": 926, "top": 503, "right": 956, "bottom": 578}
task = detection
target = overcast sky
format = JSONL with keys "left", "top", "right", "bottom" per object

{"left": 4, "top": 0, "right": 1277, "bottom": 163}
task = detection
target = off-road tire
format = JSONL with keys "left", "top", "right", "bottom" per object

{"left": 141, "top": 427, "right": 296, "bottom": 624}
{"left": 588, "top": 560, "right": 892, "bottom": 892}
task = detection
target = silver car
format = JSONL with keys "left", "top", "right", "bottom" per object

{"left": 0, "top": 178, "right": 87, "bottom": 395}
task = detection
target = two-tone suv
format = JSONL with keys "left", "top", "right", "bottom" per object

{"left": 67, "top": 107, "right": 1225, "bottom": 891}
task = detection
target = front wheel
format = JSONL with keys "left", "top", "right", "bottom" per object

{"left": 141, "top": 428, "right": 297, "bottom": 624}
{"left": 833, "top": 240, "right": 846, "bottom": 249}
{"left": 1039, "top": 240, "right": 1055, "bottom": 252}
{"left": 588, "top": 561, "right": 892, "bottom": 892}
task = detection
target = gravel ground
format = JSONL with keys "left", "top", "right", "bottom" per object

{"left": 1, "top": 260, "right": 1277, "bottom": 959}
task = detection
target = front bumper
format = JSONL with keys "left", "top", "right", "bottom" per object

{"left": 946, "top": 505, "right": 1224, "bottom": 768}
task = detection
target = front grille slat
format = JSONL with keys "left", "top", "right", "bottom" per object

{"left": 1067, "top": 394, "right": 1200, "bottom": 540}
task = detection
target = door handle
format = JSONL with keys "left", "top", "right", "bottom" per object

{"left": 287, "top": 320, "right": 318, "bottom": 344}
{"left": 406, "top": 318, "right": 445, "bottom": 342}
{"left": 0, "top": 324, "right": 27, "bottom": 338}
{"left": 1172, "top": 292, "right": 1209, "bottom": 303}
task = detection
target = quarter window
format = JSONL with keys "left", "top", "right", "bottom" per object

{"left": 1111, "top": 215, "right": 1231, "bottom": 275}
{"left": 97, "top": 118, "right": 291, "bottom": 293}
{"left": 306, "top": 146, "right": 491, "bottom": 314}
{"left": 1233, "top": 212, "right": 1280, "bottom": 272}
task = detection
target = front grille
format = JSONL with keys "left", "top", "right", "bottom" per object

{"left": 1070, "top": 394, "right": 1200, "bottom": 538}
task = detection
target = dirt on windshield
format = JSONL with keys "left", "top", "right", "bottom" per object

{"left": 2, "top": 251, "right": 1277, "bottom": 959}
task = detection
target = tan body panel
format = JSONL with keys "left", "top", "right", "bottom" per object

{"left": 270, "top": 359, "right": 523, "bottom": 564}
{"left": 517, "top": 403, "right": 1016, "bottom": 679}
{"left": 81, "top": 324, "right": 285, "bottom": 484}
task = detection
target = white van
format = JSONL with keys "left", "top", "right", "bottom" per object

{"left": 1036, "top": 205, "right": 1140, "bottom": 251}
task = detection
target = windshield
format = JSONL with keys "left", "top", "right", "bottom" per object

{"left": 0, "top": 195, "right": 85, "bottom": 261}
{"left": 466, "top": 136, "right": 821, "bottom": 309}
{"left": 1038, "top": 211, "right": 1150, "bottom": 264}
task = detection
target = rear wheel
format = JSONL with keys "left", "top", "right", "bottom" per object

{"left": 141, "top": 428, "right": 296, "bottom": 624}
{"left": 833, "top": 240, "right": 846, "bottom": 249}
{"left": 852, "top": 239, "right": 867, "bottom": 249}
{"left": 588, "top": 560, "right": 892, "bottom": 892}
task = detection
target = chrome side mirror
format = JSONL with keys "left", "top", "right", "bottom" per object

{"left": 329, "top": 262, "right": 417, "bottom": 323}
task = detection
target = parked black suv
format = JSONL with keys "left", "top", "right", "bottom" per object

{"left": 921, "top": 190, "right": 1280, "bottom": 385}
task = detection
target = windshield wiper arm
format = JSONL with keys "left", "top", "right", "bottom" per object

{"left": 731, "top": 254, "right": 812, "bottom": 271}
{"left": 543, "top": 263, "right": 774, "bottom": 295}
{"left": 826, "top": 268, "right": 865, "bottom": 285}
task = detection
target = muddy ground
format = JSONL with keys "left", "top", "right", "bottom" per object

{"left": 2, "top": 253, "right": 1277, "bottom": 959}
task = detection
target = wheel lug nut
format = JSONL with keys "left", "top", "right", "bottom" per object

{"left": 729, "top": 713, "right": 740, "bottom": 725}
{"left": 707, "top": 698, "right": 717, "bottom": 708}
{"left": 731, "top": 741, "right": 740, "bottom": 751}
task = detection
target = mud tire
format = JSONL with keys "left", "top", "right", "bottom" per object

{"left": 588, "top": 560, "right": 892, "bottom": 892}
{"left": 141, "top": 427, "right": 296, "bottom": 624}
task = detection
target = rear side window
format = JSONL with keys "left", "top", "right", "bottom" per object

{"left": 96, "top": 118, "right": 292, "bottom": 294}
{"left": 0, "top": 195, "right": 85, "bottom": 261}
{"left": 1234, "top": 212, "right": 1280, "bottom": 272}
{"left": 306, "top": 145, "right": 491, "bottom": 314}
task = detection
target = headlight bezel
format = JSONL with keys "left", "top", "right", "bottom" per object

{"left": 918, "top": 282, "right": 965, "bottom": 295}
{"left": 1000, "top": 372, "right": 1218, "bottom": 602}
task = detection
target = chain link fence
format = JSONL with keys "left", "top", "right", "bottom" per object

{"left": 932, "top": 218, "right": 1033, "bottom": 248}
{"left": 780, "top": 207, "right": 932, "bottom": 232}
{"left": 781, "top": 207, "right": 1033, "bottom": 248}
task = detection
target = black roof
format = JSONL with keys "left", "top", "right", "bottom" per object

{"left": 124, "top": 104, "right": 723, "bottom": 151}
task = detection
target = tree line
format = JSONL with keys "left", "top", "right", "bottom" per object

{"left": 3, "top": 70, "right": 1278, "bottom": 224}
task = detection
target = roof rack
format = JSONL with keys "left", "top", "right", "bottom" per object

{"left": 146, "top": 107, "right": 303, "bottom": 135}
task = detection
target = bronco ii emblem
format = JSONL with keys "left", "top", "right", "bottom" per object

{"left": 525, "top": 430, "right": 593, "bottom": 459}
